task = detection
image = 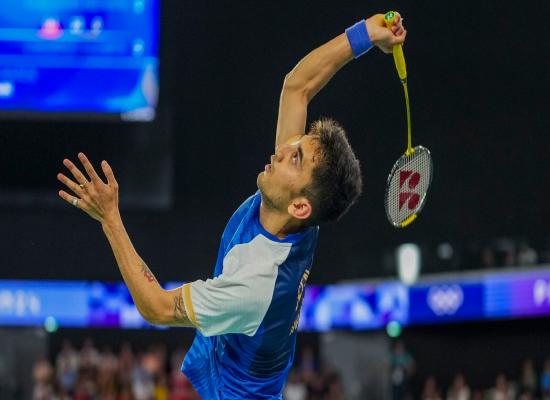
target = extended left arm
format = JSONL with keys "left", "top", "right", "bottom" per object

{"left": 57, "top": 153, "right": 192, "bottom": 327}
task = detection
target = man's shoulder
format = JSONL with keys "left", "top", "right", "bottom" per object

{"left": 224, "top": 234, "right": 292, "bottom": 273}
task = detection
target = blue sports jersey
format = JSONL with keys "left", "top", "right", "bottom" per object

{"left": 181, "top": 191, "right": 318, "bottom": 399}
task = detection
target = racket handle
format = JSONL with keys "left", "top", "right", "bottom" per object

{"left": 383, "top": 11, "right": 407, "bottom": 82}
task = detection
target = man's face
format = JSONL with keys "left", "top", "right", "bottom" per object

{"left": 257, "top": 134, "right": 320, "bottom": 213}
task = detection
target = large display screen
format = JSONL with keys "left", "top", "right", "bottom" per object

{"left": 298, "top": 268, "right": 550, "bottom": 331}
{"left": 1, "top": 267, "right": 549, "bottom": 330}
{"left": 0, "top": 280, "right": 181, "bottom": 329}
{"left": 0, "top": 0, "right": 159, "bottom": 120}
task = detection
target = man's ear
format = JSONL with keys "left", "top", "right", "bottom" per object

{"left": 287, "top": 197, "right": 312, "bottom": 220}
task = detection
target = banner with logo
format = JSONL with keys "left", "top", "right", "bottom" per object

{"left": 1, "top": 267, "right": 550, "bottom": 330}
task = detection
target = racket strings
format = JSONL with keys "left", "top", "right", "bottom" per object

{"left": 385, "top": 147, "right": 433, "bottom": 227}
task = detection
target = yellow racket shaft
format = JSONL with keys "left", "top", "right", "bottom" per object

{"left": 384, "top": 11, "right": 413, "bottom": 156}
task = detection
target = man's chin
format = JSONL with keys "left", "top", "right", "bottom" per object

{"left": 257, "top": 176, "right": 271, "bottom": 205}
{"left": 257, "top": 170, "right": 267, "bottom": 189}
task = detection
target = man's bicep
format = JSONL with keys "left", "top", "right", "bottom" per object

{"left": 140, "top": 286, "right": 194, "bottom": 327}
{"left": 159, "top": 287, "right": 195, "bottom": 327}
{"left": 275, "top": 86, "right": 308, "bottom": 149}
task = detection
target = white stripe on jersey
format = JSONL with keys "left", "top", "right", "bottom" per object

{"left": 185, "top": 234, "right": 292, "bottom": 337}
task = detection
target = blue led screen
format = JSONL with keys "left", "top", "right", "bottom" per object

{"left": 1, "top": 267, "right": 550, "bottom": 331}
{"left": 0, "top": 0, "right": 159, "bottom": 120}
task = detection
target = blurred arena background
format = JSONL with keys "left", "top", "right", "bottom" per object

{"left": 0, "top": 0, "right": 549, "bottom": 399}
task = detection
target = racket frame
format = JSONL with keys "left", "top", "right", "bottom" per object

{"left": 384, "top": 145, "right": 433, "bottom": 228}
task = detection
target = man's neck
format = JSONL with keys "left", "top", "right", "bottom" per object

{"left": 259, "top": 202, "right": 304, "bottom": 240}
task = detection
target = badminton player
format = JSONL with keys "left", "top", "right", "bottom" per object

{"left": 57, "top": 13, "right": 406, "bottom": 399}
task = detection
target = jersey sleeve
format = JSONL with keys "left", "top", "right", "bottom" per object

{"left": 182, "top": 236, "right": 292, "bottom": 337}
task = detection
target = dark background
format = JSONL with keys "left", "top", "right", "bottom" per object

{"left": 1, "top": 0, "right": 548, "bottom": 284}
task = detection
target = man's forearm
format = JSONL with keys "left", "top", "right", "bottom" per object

{"left": 101, "top": 214, "right": 168, "bottom": 322}
{"left": 284, "top": 33, "right": 354, "bottom": 102}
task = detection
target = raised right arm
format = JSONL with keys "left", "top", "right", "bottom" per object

{"left": 275, "top": 13, "right": 406, "bottom": 149}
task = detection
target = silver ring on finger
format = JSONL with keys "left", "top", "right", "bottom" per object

{"left": 72, "top": 198, "right": 79, "bottom": 207}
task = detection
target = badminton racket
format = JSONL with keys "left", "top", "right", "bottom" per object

{"left": 383, "top": 11, "right": 433, "bottom": 228}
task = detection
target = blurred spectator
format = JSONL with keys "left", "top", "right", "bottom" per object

{"left": 32, "top": 356, "right": 55, "bottom": 400}
{"left": 446, "top": 373, "right": 470, "bottom": 400}
{"left": 422, "top": 376, "right": 442, "bottom": 400}
{"left": 30, "top": 340, "right": 207, "bottom": 400}
{"left": 38, "top": 338, "right": 550, "bottom": 400}
{"left": 470, "top": 390, "right": 483, "bottom": 400}
{"left": 299, "top": 345, "right": 318, "bottom": 384}
{"left": 541, "top": 359, "right": 550, "bottom": 400}
{"left": 118, "top": 342, "right": 135, "bottom": 387}
{"left": 169, "top": 348, "right": 198, "bottom": 400}
{"left": 390, "top": 340, "right": 415, "bottom": 400}
{"left": 143, "top": 345, "right": 169, "bottom": 400}
{"left": 118, "top": 383, "right": 134, "bottom": 400}
{"left": 519, "top": 359, "right": 537, "bottom": 395}
{"left": 154, "top": 374, "right": 169, "bottom": 400}
{"left": 280, "top": 347, "right": 346, "bottom": 400}
{"left": 73, "top": 339, "right": 100, "bottom": 400}
{"left": 97, "top": 346, "right": 117, "bottom": 400}
{"left": 131, "top": 353, "right": 155, "bottom": 400}
{"left": 284, "top": 369, "right": 307, "bottom": 400}
{"left": 324, "top": 372, "right": 345, "bottom": 400}
{"left": 56, "top": 339, "right": 79, "bottom": 395}
{"left": 305, "top": 372, "right": 325, "bottom": 400}
{"left": 80, "top": 338, "right": 100, "bottom": 370}
{"left": 517, "top": 242, "right": 538, "bottom": 266}
{"left": 487, "top": 373, "right": 515, "bottom": 400}
{"left": 518, "top": 391, "right": 534, "bottom": 400}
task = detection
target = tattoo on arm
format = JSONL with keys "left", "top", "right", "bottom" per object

{"left": 140, "top": 261, "right": 157, "bottom": 283}
{"left": 173, "top": 293, "right": 187, "bottom": 321}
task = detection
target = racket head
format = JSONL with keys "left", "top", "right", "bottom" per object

{"left": 384, "top": 145, "right": 433, "bottom": 228}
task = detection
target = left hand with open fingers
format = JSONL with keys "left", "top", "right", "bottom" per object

{"left": 366, "top": 13, "right": 407, "bottom": 54}
{"left": 57, "top": 152, "right": 120, "bottom": 223}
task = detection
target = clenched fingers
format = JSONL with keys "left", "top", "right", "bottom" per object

{"left": 393, "top": 30, "right": 407, "bottom": 45}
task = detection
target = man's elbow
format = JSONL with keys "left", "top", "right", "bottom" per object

{"left": 282, "top": 72, "right": 311, "bottom": 101}
{"left": 136, "top": 302, "right": 171, "bottom": 326}
{"left": 138, "top": 304, "right": 193, "bottom": 327}
{"left": 138, "top": 308, "right": 163, "bottom": 325}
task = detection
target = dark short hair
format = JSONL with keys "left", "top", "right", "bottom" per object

{"left": 302, "top": 118, "right": 363, "bottom": 226}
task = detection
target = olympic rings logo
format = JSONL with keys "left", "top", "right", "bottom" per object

{"left": 427, "top": 285, "right": 464, "bottom": 316}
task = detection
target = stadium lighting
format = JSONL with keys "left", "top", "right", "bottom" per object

{"left": 396, "top": 243, "right": 421, "bottom": 285}
{"left": 386, "top": 320, "right": 402, "bottom": 338}
{"left": 44, "top": 316, "right": 59, "bottom": 333}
